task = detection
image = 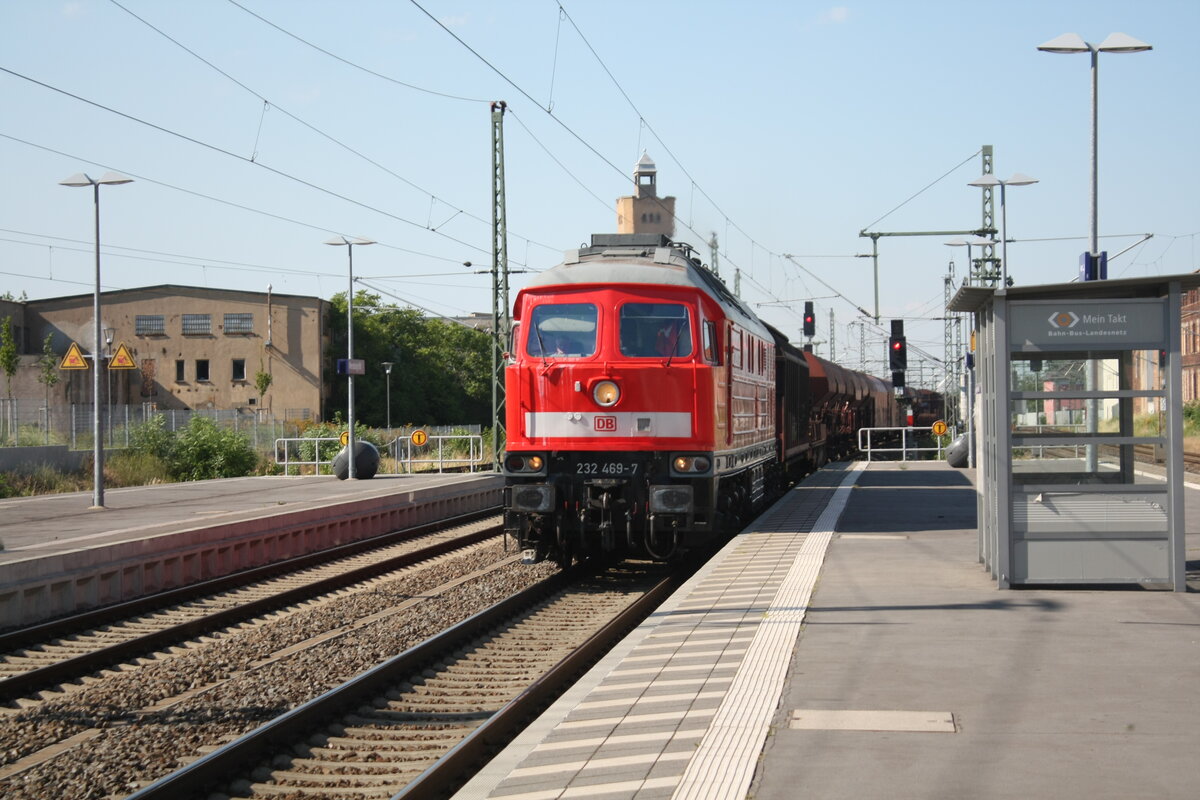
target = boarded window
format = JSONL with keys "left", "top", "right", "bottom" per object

{"left": 182, "top": 314, "right": 212, "bottom": 335}
{"left": 224, "top": 313, "right": 253, "bottom": 334}
{"left": 135, "top": 315, "right": 165, "bottom": 335}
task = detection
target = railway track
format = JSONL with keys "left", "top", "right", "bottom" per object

{"left": 0, "top": 536, "right": 555, "bottom": 798}
{"left": 1110, "top": 443, "right": 1199, "bottom": 472}
{"left": 128, "top": 562, "right": 678, "bottom": 800}
{"left": 0, "top": 509, "right": 501, "bottom": 705}
{"left": 1016, "top": 443, "right": 1199, "bottom": 474}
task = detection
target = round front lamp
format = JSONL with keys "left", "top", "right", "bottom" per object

{"left": 593, "top": 380, "right": 620, "bottom": 407}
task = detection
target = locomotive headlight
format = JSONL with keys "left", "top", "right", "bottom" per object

{"left": 671, "top": 455, "right": 712, "bottom": 474}
{"left": 592, "top": 380, "right": 620, "bottom": 407}
{"left": 504, "top": 453, "right": 547, "bottom": 474}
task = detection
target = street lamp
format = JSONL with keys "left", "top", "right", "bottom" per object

{"left": 59, "top": 171, "right": 132, "bottom": 509}
{"left": 944, "top": 236, "right": 999, "bottom": 285}
{"left": 381, "top": 361, "right": 394, "bottom": 434}
{"left": 1038, "top": 32, "right": 1152, "bottom": 278}
{"left": 104, "top": 327, "right": 114, "bottom": 447}
{"left": 967, "top": 174, "right": 1038, "bottom": 288}
{"left": 324, "top": 235, "right": 375, "bottom": 479}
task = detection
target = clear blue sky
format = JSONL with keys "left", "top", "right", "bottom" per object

{"left": 2, "top": 1, "right": 1196, "bottom": 383}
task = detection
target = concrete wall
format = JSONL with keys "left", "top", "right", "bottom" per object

{"left": 0, "top": 445, "right": 87, "bottom": 474}
{"left": 0, "top": 477, "right": 503, "bottom": 629}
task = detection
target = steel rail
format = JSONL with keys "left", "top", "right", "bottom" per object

{"left": 0, "top": 512, "right": 500, "bottom": 702}
{"left": 128, "top": 568, "right": 678, "bottom": 800}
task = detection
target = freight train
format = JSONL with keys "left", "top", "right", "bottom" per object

{"left": 502, "top": 233, "right": 922, "bottom": 566}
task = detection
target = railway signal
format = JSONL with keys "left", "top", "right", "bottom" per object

{"left": 888, "top": 336, "right": 907, "bottom": 371}
{"left": 888, "top": 319, "right": 907, "bottom": 371}
{"left": 803, "top": 302, "right": 815, "bottom": 338}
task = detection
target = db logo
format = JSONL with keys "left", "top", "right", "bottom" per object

{"left": 594, "top": 416, "right": 617, "bottom": 432}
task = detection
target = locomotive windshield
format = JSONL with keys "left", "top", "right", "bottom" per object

{"left": 527, "top": 303, "right": 597, "bottom": 357}
{"left": 619, "top": 303, "right": 692, "bottom": 358}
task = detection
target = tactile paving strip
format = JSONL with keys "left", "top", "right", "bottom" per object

{"left": 462, "top": 463, "right": 865, "bottom": 800}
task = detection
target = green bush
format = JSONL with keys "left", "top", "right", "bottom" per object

{"left": 1184, "top": 401, "right": 1200, "bottom": 436}
{"left": 166, "top": 417, "right": 257, "bottom": 480}
{"left": 129, "top": 415, "right": 174, "bottom": 460}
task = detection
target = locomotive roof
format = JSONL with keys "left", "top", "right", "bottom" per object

{"left": 522, "top": 234, "right": 766, "bottom": 333}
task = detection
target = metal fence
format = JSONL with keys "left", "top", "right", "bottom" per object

{"left": 0, "top": 398, "right": 306, "bottom": 453}
{"left": 274, "top": 430, "right": 489, "bottom": 476}
{"left": 858, "top": 426, "right": 953, "bottom": 462}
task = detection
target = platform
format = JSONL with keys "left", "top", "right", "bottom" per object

{"left": 453, "top": 461, "right": 1200, "bottom": 800}
{"left": 0, "top": 473, "right": 502, "bottom": 630}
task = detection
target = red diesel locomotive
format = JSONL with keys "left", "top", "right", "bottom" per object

{"left": 502, "top": 233, "right": 903, "bottom": 565}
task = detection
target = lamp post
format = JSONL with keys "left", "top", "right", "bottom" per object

{"left": 944, "top": 236, "right": 998, "bottom": 470}
{"left": 59, "top": 171, "right": 132, "bottom": 509}
{"left": 104, "top": 327, "right": 114, "bottom": 446}
{"left": 967, "top": 174, "right": 1038, "bottom": 288}
{"left": 944, "top": 236, "right": 999, "bottom": 285}
{"left": 324, "top": 235, "right": 375, "bottom": 479}
{"left": 1038, "top": 33, "right": 1152, "bottom": 276}
{"left": 382, "top": 361, "right": 394, "bottom": 434}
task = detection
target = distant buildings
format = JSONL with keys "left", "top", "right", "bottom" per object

{"left": 616, "top": 151, "right": 676, "bottom": 238}
{"left": 1184, "top": 284, "right": 1200, "bottom": 403}
{"left": 2, "top": 285, "right": 328, "bottom": 422}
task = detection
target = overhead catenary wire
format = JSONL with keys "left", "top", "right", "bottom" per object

{"left": 107, "top": 0, "right": 560, "bottom": 258}
{"left": 0, "top": 64, "right": 497, "bottom": 258}
{"left": 223, "top": 0, "right": 490, "bottom": 104}
{"left": 0, "top": 133, "right": 487, "bottom": 267}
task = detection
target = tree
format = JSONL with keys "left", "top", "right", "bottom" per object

{"left": 0, "top": 316, "right": 17, "bottom": 401}
{"left": 325, "top": 291, "right": 491, "bottom": 427}
{"left": 0, "top": 317, "right": 17, "bottom": 444}
{"left": 254, "top": 362, "right": 273, "bottom": 411}
{"left": 35, "top": 334, "right": 60, "bottom": 444}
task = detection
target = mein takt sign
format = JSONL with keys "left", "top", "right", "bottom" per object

{"left": 1009, "top": 298, "right": 1165, "bottom": 351}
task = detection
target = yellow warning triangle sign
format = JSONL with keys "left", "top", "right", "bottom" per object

{"left": 109, "top": 341, "right": 137, "bottom": 370}
{"left": 60, "top": 342, "right": 89, "bottom": 370}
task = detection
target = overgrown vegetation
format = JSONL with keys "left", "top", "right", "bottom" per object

{"left": 1184, "top": 401, "right": 1200, "bottom": 437}
{"left": 0, "top": 415, "right": 264, "bottom": 498}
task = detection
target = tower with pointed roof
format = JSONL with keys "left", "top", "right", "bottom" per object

{"left": 616, "top": 151, "right": 676, "bottom": 236}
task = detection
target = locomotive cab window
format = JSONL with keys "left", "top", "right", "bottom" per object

{"left": 619, "top": 303, "right": 692, "bottom": 358}
{"left": 527, "top": 303, "right": 597, "bottom": 357}
{"left": 702, "top": 320, "right": 721, "bottom": 364}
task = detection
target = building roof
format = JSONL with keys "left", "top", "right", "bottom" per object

{"left": 635, "top": 150, "right": 656, "bottom": 174}
{"left": 23, "top": 284, "right": 325, "bottom": 307}
{"left": 948, "top": 272, "right": 1200, "bottom": 313}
